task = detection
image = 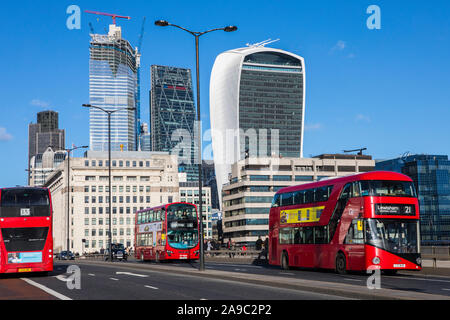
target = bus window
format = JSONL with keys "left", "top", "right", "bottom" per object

{"left": 305, "top": 189, "right": 315, "bottom": 204}
{"left": 352, "top": 182, "right": 361, "bottom": 198}
{"left": 281, "top": 193, "right": 294, "bottom": 207}
{"left": 272, "top": 194, "right": 281, "bottom": 208}
{"left": 340, "top": 183, "right": 352, "bottom": 200}
{"left": 314, "top": 226, "right": 328, "bottom": 244}
{"left": 149, "top": 211, "right": 154, "bottom": 223}
{"left": 305, "top": 227, "right": 314, "bottom": 244}
{"left": 344, "top": 219, "right": 364, "bottom": 244}
{"left": 294, "top": 190, "right": 305, "bottom": 205}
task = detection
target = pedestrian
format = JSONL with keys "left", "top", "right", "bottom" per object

{"left": 263, "top": 237, "right": 269, "bottom": 260}
{"left": 255, "top": 236, "right": 263, "bottom": 251}
{"left": 227, "top": 238, "right": 235, "bottom": 258}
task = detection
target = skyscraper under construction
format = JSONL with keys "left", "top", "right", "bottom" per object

{"left": 89, "top": 24, "right": 140, "bottom": 151}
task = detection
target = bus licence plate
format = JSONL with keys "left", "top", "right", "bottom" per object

{"left": 18, "top": 268, "right": 32, "bottom": 273}
{"left": 393, "top": 264, "right": 405, "bottom": 268}
{"left": 180, "top": 255, "right": 187, "bottom": 259}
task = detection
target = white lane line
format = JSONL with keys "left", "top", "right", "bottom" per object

{"left": 442, "top": 288, "right": 450, "bottom": 291}
{"left": 343, "top": 278, "right": 362, "bottom": 282}
{"left": 116, "top": 272, "right": 149, "bottom": 278}
{"left": 280, "top": 272, "right": 295, "bottom": 275}
{"left": 21, "top": 278, "right": 72, "bottom": 301}
{"left": 88, "top": 274, "right": 95, "bottom": 276}
{"left": 391, "top": 276, "right": 450, "bottom": 284}
{"left": 145, "top": 285, "right": 158, "bottom": 290}
{"left": 110, "top": 278, "right": 119, "bottom": 281}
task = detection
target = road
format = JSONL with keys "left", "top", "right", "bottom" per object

{"left": 0, "top": 261, "right": 349, "bottom": 301}
{"left": 2, "top": 259, "right": 450, "bottom": 301}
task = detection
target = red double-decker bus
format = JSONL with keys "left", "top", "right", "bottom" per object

{"left": 0, "top": 187, "right": 53, "bottom": 274}
{"left": 135, "top": 202, "right": 200, "bottom": 262}
{"left": 269, "top": 171, "right": 422, "bottom": 274}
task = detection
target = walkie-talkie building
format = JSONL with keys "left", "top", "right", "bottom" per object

{"left": 210, "top": 45, "right": 306, "bottom": 205}
{"left": 150, "top": 65, "right": 198, "bottom": 181}
{"left": 89, "top": 24, "right": 139, "bottom": 152}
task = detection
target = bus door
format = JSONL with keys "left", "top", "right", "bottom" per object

{"left": 342, "top": 183, "right": 365, "bottom": 270}
{"left": 344, "top": 218, "right": 365, "bottom": 270}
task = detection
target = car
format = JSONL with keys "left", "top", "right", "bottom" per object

{"left": 104, "top": 243, "right": 128, "bottom": 262}
{"left": 58, "top": 251, "right": 75, "bottom": 260}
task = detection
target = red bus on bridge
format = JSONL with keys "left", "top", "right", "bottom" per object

{"left": 135, "top": 202, "right": 200, "bottom": 262}
{"left": 269, "top": 171, "right": 422, "bottom": 274}
{"left": 0, "top": 187, "right": 53, "bottom": 274}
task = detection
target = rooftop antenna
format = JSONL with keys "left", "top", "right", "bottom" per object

{"left": 343, "top": 148, "right": 367, "bottom": 156}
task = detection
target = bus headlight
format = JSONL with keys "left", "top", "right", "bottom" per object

{"left": 372, "top": 257, "right": 381, "bottom": 265}
{"left": 416, "top": 257, "right": 422, "bottom": 265}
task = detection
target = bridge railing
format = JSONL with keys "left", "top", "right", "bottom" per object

{"left": 421, "top": 246, "right": 450, "bottom": 261}
{"left": 74, "top": 247, "right": 450, "bottom": 263}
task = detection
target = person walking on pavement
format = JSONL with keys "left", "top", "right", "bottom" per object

{"left": 263, "top": 237, "right": 269, "bottom": 260}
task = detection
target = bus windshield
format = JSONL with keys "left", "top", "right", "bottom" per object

{"left": 0, "top": 189, "right": 50, "bottom": 217}
{"left": 166, "top": 204, "right": 198, "bottom": 249}
{"left": 365, "top": 219, "right": 418, "bottom": 254}
{"left": 1, "top": 189, "right": 49, "bottom": 207}
{"left": 360, "top": 180, "right": 416, "bottom": 198}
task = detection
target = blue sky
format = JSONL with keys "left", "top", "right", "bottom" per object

{"left": 0, "top": 0, "right": 449, "bottom": 187}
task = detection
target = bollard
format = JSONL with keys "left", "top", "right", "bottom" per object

{"left": 433, "top": 258, "right": 437, "bottom": 268}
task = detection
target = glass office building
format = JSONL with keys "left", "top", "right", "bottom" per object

{"left": 376, "top": 155, "right": 450, "bottom": 244}
{"left": 150, "top": 65, "right": 198, "bottom": 181}
{"left": 210, "top": 46, "right": 305, "bottom": 206}
{"left": 89, "top": 25, "right": 139, "bottom": 152}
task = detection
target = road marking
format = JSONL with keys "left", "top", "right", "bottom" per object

{"left": 391, "top": 276, "right": 450, "bottom": 284}
{"left": 110, "top": 278, "right": 119, "bottom": 281}
{"left": 55, "top": 275, "right": 71, "bottom": 282}
{"left": 442, "top": 288, "right": 450, "bottom": 291}
{"left": 280, "top": 272, "right": 295, "bottom": 275}
{"left": 234, "top": 268, "right": 247, "bottom": 272}
{"left": 88, "top": 274, "right": 95, "bottom": 276}
{"left": 145, "top": 285, "right": 158, "bottom": 290}
{"left": 343, "top": 278, "right": 362, "bottom": 282}
{"left": 116, "top": 272, "right": 149, "bottom": 278}
{"left": 21, "top": 278, "right": 72, "bottom": 301}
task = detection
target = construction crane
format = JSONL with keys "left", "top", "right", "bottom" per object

{"left": 343, "top": 148, "right": 367, "bottom": 156}
{"left": 137, "top": 17, "right": 146, "bottom": 51}
{"left": 88, "top": 22, "right": 95, "bottom": 34}
{"left": 85, "top": 10, "right": 131, "bottom": 25}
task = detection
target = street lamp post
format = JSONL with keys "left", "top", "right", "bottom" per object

{"left": 82, "top": 104, "right": 136, "bottom": 262}
{"left": 154, "top": 20, "right": 237, "bottom": 271}
{"left": 65, "top": 146, "right": 88, "bottom": 256}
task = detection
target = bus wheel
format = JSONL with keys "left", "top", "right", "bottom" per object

{"left": 281, "top": 252, "right": 290, "bottom": 270}
{"left": 335, "top": 252, "right": 347, "bottom": 275}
